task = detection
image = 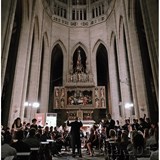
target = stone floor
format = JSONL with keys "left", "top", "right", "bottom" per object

{"left": 52, "top": 148, "right": 106, "bottom": 160}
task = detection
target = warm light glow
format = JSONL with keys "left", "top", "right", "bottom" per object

{"left": 125, "top": 103, "right": 133, "bottom": 109}
{"left": 24, "top": 101, "right": 40, "bottom": 108}
{"left": 24, "top": 102, "right": 29, "bottom": 106}
{"left": 32, "top": 102, "right": 40, "bottom": 108}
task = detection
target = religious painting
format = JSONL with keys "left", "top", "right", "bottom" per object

{"left": 67, "top": 88, "right": 93, "bottom": 106}
{"left": 101, "top": 98, "right": 105, "bottom": 108}
{"left": 55, "top": 87, "right": 59, "bottom": 97}
{"left": 100, "top": 87, "right": 105, "bottom": 97}
{"left": 60, "top": 98, "right": 65, "bottom": 108}
{"left": 95, "top": 98, "right": 100, "bottom": 108}
{"left": 94, "top": 87, "right": 99, "bottom": 97}
{"left": 94, "top": 86, "right": 106, "bottom": 108}
{"left": 54, "top": 87, "right": 65, "bottom": 109}
{"left": 60, "top": 87, "right": 65, "bottom": 97}
{"left": 55, "top": 99, "right": 59, "bottom": 108}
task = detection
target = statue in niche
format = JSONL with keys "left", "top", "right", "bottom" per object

{"left": 95, "top": 88, "right": 99, "bottom": 97}
{"left": 100, "top": 88, "right": 104, "bottom": 97}
{"left": 101, "top": 98, "right": 105, "bottom": 108}
{"left": 71, "top": 48, "right": 87, "bottom": 82}
{"left": 55, "top": 99, "right": 59, "bottom": 108}
{"left": 61, "top": 88, "right": 65, "bottom": 97}
{"left": 76, "top": 50, "right": 83, "bottom": 72}
{"left": 95, "top": 98, "right": 100, "bottom": 108}
{"left": 55, "top": 88, "right": 59, "bottom": 97}
{"left": 60, "top": 98, "right": 65, "bottom": 108}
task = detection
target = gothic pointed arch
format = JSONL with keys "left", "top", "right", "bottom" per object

{"left": 92, "top": 39, "right": 108, "bottom": 53}
{"left": 71, "top": 42, "right": 88, "bottom": 57}
{"left": 49, "top": 43, "right": 64, "bottom": 112}
{"left": 96, "top": 43, "right": 110, "bottom": 113}
{"left": 96, "top": 43, "right": 108, "bottom": 86}
{"left": 52, "top": 40, "right": 67, "bottom": 55}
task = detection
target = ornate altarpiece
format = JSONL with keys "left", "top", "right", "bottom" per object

{"left": 53, "top": 49, "right": 106, "bottom": 120}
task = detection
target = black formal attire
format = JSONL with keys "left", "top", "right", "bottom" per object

{"left": 30, "top": 124, "right": 38, "bottom": 130}
{"left": 67, "top": 120, "right": 83, "bottom": 157}
{"left": 105, "top": 119, "right": 115, "bottom": 138}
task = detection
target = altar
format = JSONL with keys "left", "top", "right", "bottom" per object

{"left": 53, "top": 49, "right": 107, "bottom": 124}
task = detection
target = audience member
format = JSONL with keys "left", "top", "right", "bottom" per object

{"left": 11, "top": 129, "right": 30, "bottom": 152}
{"left": 24, "top": 128, "right": 40, "bottom": 148}
{"left": 40, "top": 126, "right": 51, "bottom": 141}
{"left": 1, "top": 134, "right": 17, "bottom": 159}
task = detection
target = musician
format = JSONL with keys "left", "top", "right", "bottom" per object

{"left": 11, "top": 117, "right": 22, "bottom": 138}
{"left": 105, "top": 113, "right": 115, "bottom": 138}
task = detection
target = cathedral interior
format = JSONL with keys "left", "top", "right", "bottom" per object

{"left": 1, "top": 0, "right": 158, "bottom": 128}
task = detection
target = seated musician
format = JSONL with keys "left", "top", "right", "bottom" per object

{"left": 86, "top": 125, "right": 99, "bottom": 156}
{"left": 62, "top": 128, "right": 70, "bottom": 151}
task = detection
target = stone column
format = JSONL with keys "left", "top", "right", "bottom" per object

{"left": 39, "top": 37, "right": 50, "bottom": 114}
{"left": 1, "top": 0, "right": 17, "bottom": 88}
{"left": 118, "top": 22, "right": 132, "bottom": 119}
{"left": 27, "top": 19, "right": 41, "bottom": 112}
{"left": 127, "top": 19, "right": 149, "bottom": 118}
{"left": 8, "top": 5, "right": 32, "bottom": 127}
{"left": 108, "top": 36, "right": 120, "bottom": 120}
{"left": 140, "top": 0, "right": 158, "bottom": 100}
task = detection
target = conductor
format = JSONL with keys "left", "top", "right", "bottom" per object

{"left": 67, "top": 117, "right": 83, "bottom": 157}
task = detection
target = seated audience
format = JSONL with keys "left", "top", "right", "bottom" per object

{"left": 24, "top": 128, "right": 40, "bottom": 148}
{"left": 40, "top": 126, "right": 51, "bottom": 141}
{"left": 11, "top": 129, "right": 30, "bottom": 152}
